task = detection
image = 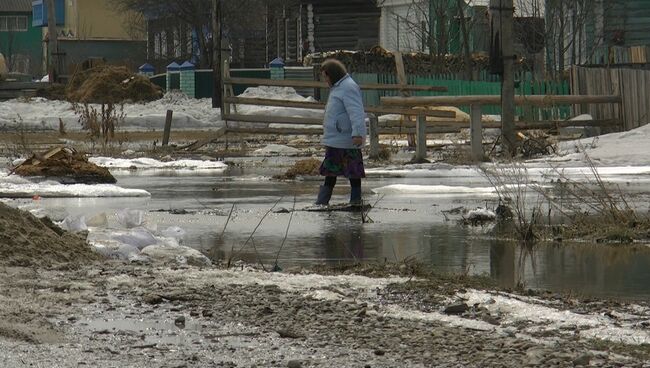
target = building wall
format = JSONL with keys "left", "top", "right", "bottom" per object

{"left": 0, "top": 12, "right": 43, "bottom": 75}
{"left": 380, "top": 1, "right": 427, "bottom": 52}
{"left": 56, "top": 0, "right": 144, "bottom": 41}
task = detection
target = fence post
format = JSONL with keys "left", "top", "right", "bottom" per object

{"left": 162, "top": 110, "right": 173, "bottom": 146}
{"left": 415, "top": 114, "right": 427, "bottom": 162}
{"left": 470, "top": 104, "right": 483, "bottom": 161}
{"left": 368, "top": 113, "right": 379, "bottom": 159}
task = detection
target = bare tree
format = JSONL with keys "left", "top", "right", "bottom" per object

{"left": 111, "top": 0, "right": 294, "bottom": 68}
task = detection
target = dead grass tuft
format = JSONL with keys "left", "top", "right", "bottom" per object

{"left": 274, "top": 158, "right": 321, "bottom": 180}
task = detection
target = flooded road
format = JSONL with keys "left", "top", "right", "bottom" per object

{"left": 31, "top": 165, "right": 650, "bottom": 301}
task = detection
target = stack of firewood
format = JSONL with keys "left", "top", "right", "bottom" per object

{"left": 304, "top": 47, "right": 530, "bottom": 75}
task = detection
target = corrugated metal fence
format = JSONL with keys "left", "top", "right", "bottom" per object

{"left": 571, "top": 66, "right": 650, "bottom": 130}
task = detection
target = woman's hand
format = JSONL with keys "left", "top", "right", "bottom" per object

{"left": 352, "top": 136, "right": 363, "bottom": 147}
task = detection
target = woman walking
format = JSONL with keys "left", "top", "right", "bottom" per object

{"left": 315, "top": 59, "right": 367, "bottom": 206}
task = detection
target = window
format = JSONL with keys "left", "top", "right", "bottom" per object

{"left": 0, "top": 16, "right": 29, "bottom": 32}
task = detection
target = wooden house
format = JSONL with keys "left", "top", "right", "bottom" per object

{"left": 0, "top": 0, "right": 42, "bottom": 76}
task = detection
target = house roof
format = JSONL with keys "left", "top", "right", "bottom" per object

{"left": 0, "top": 0, "right": 32, "bottom": 13}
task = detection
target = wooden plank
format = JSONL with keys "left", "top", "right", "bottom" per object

{"left": 0, "top": 82, "right": 42, "bottom": 90}
{"left": 368, "top": 114, "right": 379, "bottom": 159}
{"left": 415, "top": 115, "right": 427, "bottom": 161}
{"left": 162, "top": 110, "right": 173, "bottom": 146}
{"left": 224, "top": 77, "right": 448, "bottom": 92}
{"left": 223, "top": 113, "right": 323, "bottom": 126}
{"left": 226, "top": 96, "right": 456, "bottom": 118}
{"left": 179, "top": 127, "right": 227, "bottom": 151}
{"left": 380, "top": 119, "right": 620, "bottom": 130}
{"left": 470, "top": 104, "right": 483, "bottom": 161}
{"left": 381, "top": 95, "right": 622, "bottom": 107}
{"left": 226, "top": 126, "right": 321, "bottom": 135}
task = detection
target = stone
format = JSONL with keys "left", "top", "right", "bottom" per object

{"left": 287, "top": 360, "right": 302, "bottom": 368}
{"left": 143, "top": 294, "right": 163, "bottom": 305}
{"left": 573, "top": 354, "right": 592, "bottom": 366}
{"left": 443, "top": 303, "right": 469, "bottom": 315}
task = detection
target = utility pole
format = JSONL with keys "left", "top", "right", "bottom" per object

{"left": 490, "top": 0, "right": 517, "bottom": 156}
{"left": 212, "top": 0, "right": 223, "bottom": 110}
{"left": 46, "top": 0, "right": 58, "bottom": 83}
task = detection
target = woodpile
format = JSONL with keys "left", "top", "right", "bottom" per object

{"left": 12, "top": 147, "right": 116, "bottom": 184}
{"left": 304, "top": 47, "right": 530, "bottom": 75}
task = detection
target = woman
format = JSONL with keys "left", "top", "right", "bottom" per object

{"left": 315, "top": 59, "right": 367, "bottom": 206}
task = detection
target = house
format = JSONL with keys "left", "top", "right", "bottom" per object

{"left": 0, "top": 0, "right": 43, "bottom": 76}
{"left": 378, "top": 0, "right": 544, "bottom": 55}
{"left": 547, "top": 0, "right": 650, "bottom": 68}
{"left": 32, "top": 0, "right": 146, "bottom": 74}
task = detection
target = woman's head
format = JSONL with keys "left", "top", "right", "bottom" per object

{"left": 320, "top": 59, "right": 347, "bottom": 86}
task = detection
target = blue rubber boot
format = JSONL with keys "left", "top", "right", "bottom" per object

{"left": 350, "top": 186, "right": 362, "bottom": 206}
{"left": 315, "top": 185, "right": 334, "bottom": 205}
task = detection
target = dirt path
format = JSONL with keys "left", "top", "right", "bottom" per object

{"left": 1, "top": 261, "right": 648, "bottom": 368}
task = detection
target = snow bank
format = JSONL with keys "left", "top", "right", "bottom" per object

{"left": 89, "top": 157, "right": 227, "bottom": 171}
{"left": 372, "top": 184, "right": 497, "bottom": 196}
{"left": 0, "top": 174, "right": 150, "bottom": 198}
{"left": 235, "top": 86, "right": 324, "bottom": 120}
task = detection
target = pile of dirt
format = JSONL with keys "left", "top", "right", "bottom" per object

{"left": 274, "top": 158, "right": 321, "bottom": 180}
{"left": 0, "top": 202, "right": 99, "bottom": 267}
{"left": 13, "top": 147, "right": 116, "bottom": 184}
{"left": 66, "top": 65, "right": 162, "bottom": 104}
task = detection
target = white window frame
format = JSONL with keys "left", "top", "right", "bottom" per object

{"left": 0, "top": 16, "right": 29, "bottom": 32}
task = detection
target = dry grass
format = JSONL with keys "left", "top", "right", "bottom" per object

{"left": 274, "top": 158, "right": 321, "bottom": 180}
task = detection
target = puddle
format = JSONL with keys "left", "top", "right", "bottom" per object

{"left": 26, "top": 167, "right": 650, "bottom": 301}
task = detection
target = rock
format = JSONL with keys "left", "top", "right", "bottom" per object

{"left": 277, "top": 328, "right": 302, "bottom": 339}
{"left": 201, "top": 310, "right": 213, "bottom": 318}
{"left": 143, "top": 294, "right": 163, "bottom": 305}
{"left": 287, "top": 360, "right": 302, "bottom": 368}
{"left": 573, "top": 354, "right": 592, "bottom": 366}
{"left": 174, "top": 316, "right": 186, "bottom": 328}
{"left": 374, "top": 349, "right": 385, "bottom": 356}
{"left": 443, "top": 303, "right": 469, "bottom": 315}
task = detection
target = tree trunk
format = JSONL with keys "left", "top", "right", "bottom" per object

{"left": 46, "top": 0, "right": 58, "bottom": 82}
{"left": 456, "top": 0, "right": 473, "bottom": 80}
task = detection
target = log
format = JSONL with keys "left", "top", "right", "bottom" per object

{"left": 225, "top": 96, "right": 456, "bottom": 118}
{"left": 381, "top": 95, "right": 622, "bottom": 107}
{"left": 224, "top": 77, "right": 447, "bottom": 92}
{"left": 226, "top": 127, "right": 321, "bottom": 135}
{"left": 223, "top": 114, "right": 323, "bottom": 126}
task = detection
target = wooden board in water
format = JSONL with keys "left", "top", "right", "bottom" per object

{"left": 302, "top": 203, "right": 371, "bottom": 212}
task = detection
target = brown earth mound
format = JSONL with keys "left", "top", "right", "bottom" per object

{"left": 0, "top": 202, "right": 99, "bottom": 267}
{"left": 13, "top": 147, "right": 116, "bottom": 184}
{"left": 274, "top": 158, "right": 321, "bottom": 180}
{"left": 67, "top": 65, "right": 162, "bottom": 103}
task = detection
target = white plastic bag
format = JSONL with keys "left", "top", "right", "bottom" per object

{"left": 116, "top": 209, "right": 145, "bottom": 228}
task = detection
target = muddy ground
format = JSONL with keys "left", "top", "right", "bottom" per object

{"left": 2, "top": 132, "right": 650, "bottom": 367}
{"left": 1, "top": 198, "right": 650, "bottom": 368}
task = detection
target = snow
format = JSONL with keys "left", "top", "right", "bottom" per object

{"left": 89, "top": 157, "right": 227, "bottom": 171}
{"left": 0, "top": 173, "right": 150, "bottom": 198}
{"left": 460, "top": 289, "right": 650, "bottom": 345}
{"left": 552, "top": 124, "right": 650, "bottom": 166}
{"left": 372, "top": 184, "right": 497, "bottom": 196}
{"left": 253, "top": 144, "right": 301, "bottom": 155}
{"left": 0, "top": 87, "right": 327, "bottom": 132}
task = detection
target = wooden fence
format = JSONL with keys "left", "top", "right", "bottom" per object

{"left": 571, "top": 66, "right": 650, "bottom": 131}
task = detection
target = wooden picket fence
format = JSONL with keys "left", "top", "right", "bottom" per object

{"left": 571, "top": 66, "right": 650, "bottom": 131}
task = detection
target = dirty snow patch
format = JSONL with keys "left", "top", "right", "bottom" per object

{"left": 89, "top": 157, "right": 227, "bottom": 171}
{"left": 372, "top": 184, "right": 497, "bottom": 196}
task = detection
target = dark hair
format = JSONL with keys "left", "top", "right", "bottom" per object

{"left": 320, "top": 59, "right": 347, "bottom": 85}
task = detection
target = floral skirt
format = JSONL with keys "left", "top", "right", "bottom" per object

{"left": 319, "top": 147, "right": 365, "bottom": 178}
